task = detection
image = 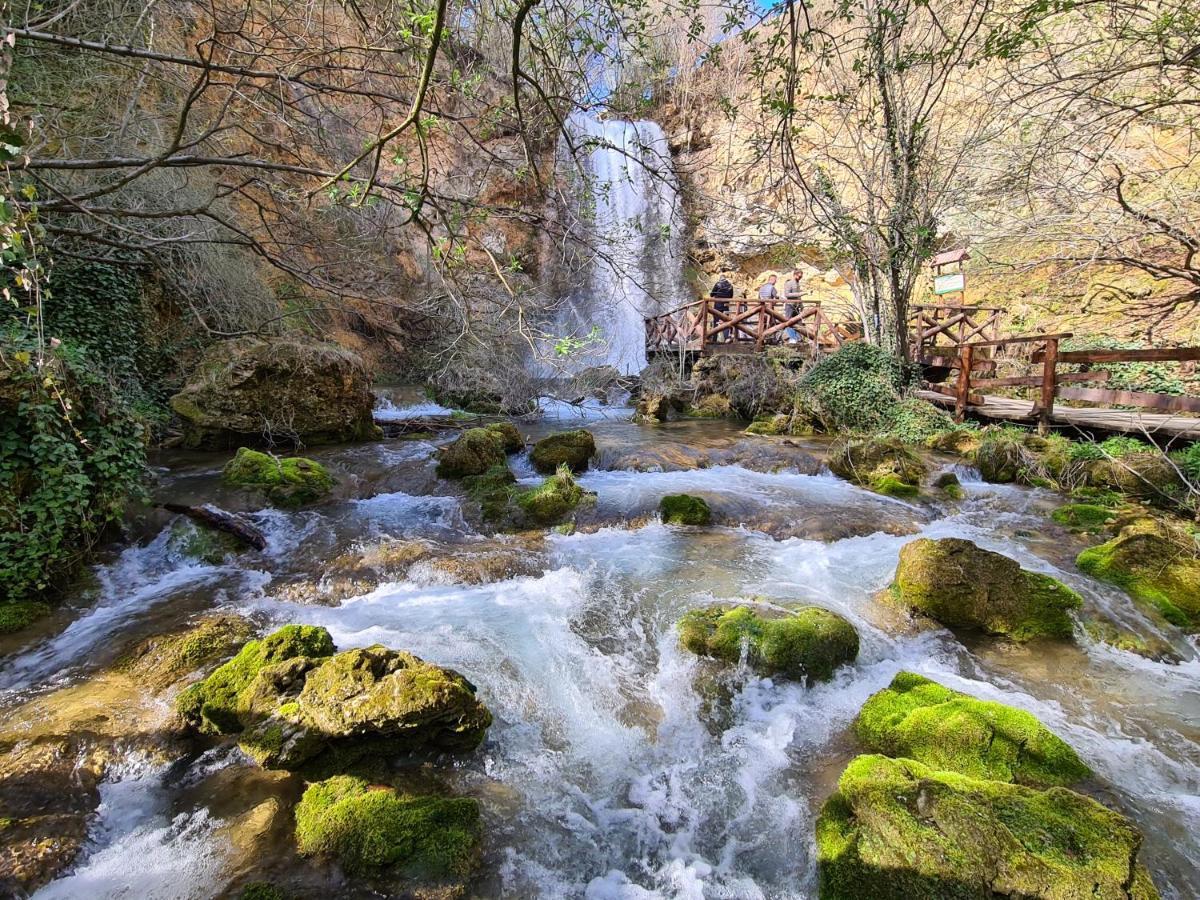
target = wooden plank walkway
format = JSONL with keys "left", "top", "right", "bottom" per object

{"left": 918, "top": 390, "right": 1200, "bottom": 440}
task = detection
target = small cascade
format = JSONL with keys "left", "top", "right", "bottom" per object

{"left": 551, "top": 113, "right": 691, "bottom": 375}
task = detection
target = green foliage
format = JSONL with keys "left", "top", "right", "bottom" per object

{"left": 222, "top": 447, "right": 334, "bottom": 507}
{"left": 798, "top": 343, "right": 914, "bottom": 434}
{"left": 239, "top": 883, "right": 286, "bottom": 900}
{"left": 514, "top": 465, "right": 586, "bottom": 525}
{"left": 1068, "top": 435, "right": 1153, "bottom": 462}
{"left": 855, "top": 672, "right": 1090, "bottom": 787}
{"left": 1062, "top": 337, "right": 1194, "bottom": 397}
{"left": 462, "top": 463, "right": 517, "bottom": 522}
{"left": 659, "top": 494, "right": 712, "bottom": 526}
{"left": 1, "top": 324, "right": 148, "bottom": 603}
{"left": 294, "top": 775, "right": 480, "bottom": 878}
{"left": 0, "top": 600, "right": 51, "bottom": 633}
{"left": 1173, "top": 443, "right": 1200, "bottom": 482}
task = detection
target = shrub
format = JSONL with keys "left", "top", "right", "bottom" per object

{"left": 799, "top": 343, "right": 913, "bottom": 433}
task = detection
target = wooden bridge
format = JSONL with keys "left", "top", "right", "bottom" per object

{"left": 644, "top": 300, "right": 1200, "bottom": 439}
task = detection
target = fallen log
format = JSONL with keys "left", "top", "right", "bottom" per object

{"left": 160, "top": 502, "right": 267, "bottom": 551}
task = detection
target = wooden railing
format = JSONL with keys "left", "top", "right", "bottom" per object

{"left": 935, "top": 335, "right": 1200, "bottom": 427}
{"left": 645, "top": 298, "right": 859, "bottom": 354}
{"left": 909, "top": 304, "right": 1004, "bottom": 362}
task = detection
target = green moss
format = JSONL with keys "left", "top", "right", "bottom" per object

{"left": 239, "top": 883, "right": 286, "bottom": 900}
{"left": 0, "top": 601, "right": 51, "bottom": 634}
{"left": 890, "top": 538, "right": 1081, "bottom": 641}
{"left": 294, "top": 775, "right": 480, "bottom": 878}
{"left": 685, "top": 395, "right": 733, "bottom": 418}
{"left": 659, "top": 494, "right": 712, "bottom": 526}
{"left": 484, "top": 421, "right": 523, "bottom": 454}
{"left": 872, "top": 474, "right": 918, "bottom": 498}
{"left": 176, "top": 625, "right": 335, "bottom": 734}
{"left": 530, "top": 429, "right": 596, "bottom": 474}
{"left": 745, "top": 413, "right": 791, "bottom": 435}
{"left": 1051, "top": 503, "right": 1114, "bottom": 532}
{"left": 514, "top": 466, "right": 585, "bottom": 526}
{"left": 435, "top": 428, "right": 507, "bottom": 479}
{"left": 816, "top": 755, "right": 1159, "bottom": 900}
{"left": 1082, "top": 616, "right": 1179, "bottom": 662}
{"left": 462, "top": 463, "right": 517, "bottom": 521}
{"left": 932, "top": 472, "right": 964, "bottom": 500}
{"left": 222, "top": 448, "right": 334, "bottom": 507}
{"left": 167, "top": 519, "right": 246, "bottom": 564}
{"left": 678, "top": 604, "right": 858, "bottom": 682}
{"left": 828, "top": 437, "right": 925, "bottom": 496}
{"left": 855, "top": 672, "right": 1090, "bottom": 786}
{"left": 1077, "top": 519, "right": 1200, "bottom": 630}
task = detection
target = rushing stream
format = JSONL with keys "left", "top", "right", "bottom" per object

{"left": 3, "top": 401, "right": 1198, "bottom": 899}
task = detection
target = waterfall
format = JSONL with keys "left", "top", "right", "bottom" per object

{"left": 551, "top": 114, "right": 690, "bottom": 375}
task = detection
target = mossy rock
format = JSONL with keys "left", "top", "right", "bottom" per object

{"left": 686, "top": 394, "right": 733, "bottom": 418}
{"left": 678, "top": 604, "right": 858, "bottom": 683}
{"left": 514, "top": 466, "right": 587, "bottom": 526}
{"left": 483, "top": 421, "right": 523, "bottom": 454}
{"left": 926, "top": 429, "right": 981, "bottom": 456}
{"left": 462, "top": 464, "right": 517, "bottom": 522}
{"left": 436, "top": 428, "right": 508, "bottom": 479}
{"left": 1076, "top": 518, "right": 1200, "bottom": 631}
{"left": 855, "top": 672, "right": 1090, "bottom": 786}
{"left": 974, "top": 429, "right": 1031, "bottom": 484}
{"left": 167, "top": 519, "right": 247, "bottom": 564}
{"left": 744, "top": 414, "right": 791, "bottom": 436}
{"left": 1051, "top": 503, "right": 1114, "bottom": 532}
{"left": 1085, "top": 453, "right": 1186, "bottom": 502}
{"left": 0, "top": 601, "right": 51, "bottom": 635}
{"left": 222, "top": 448, "right": 334, "bottom": 507}
{"left": 1081, "top": 615, "right": 1180, "bottom": 663}
{"left": 119, "top": 614, "right": 256, "bottom": 690}
{"left": 176, "top": 624, "right": 336, "bottom": 734}
{"left": 932, "top": 471, "right": 964, "bottom": 500}
{"left": 890, "top": 538, "right": 1081, "bottom": 641}
{"left": 530, "top": 429, "right": 596, "bottom": 474}
{"left": 295, "top": 775, "right": 480, "bottom": 881}
{"left": 828, "top": 437, "right": 925, "bottom": 497}
{"left": 633, "top": 393, "right": 684, "bottom": 424}
{"left": 659, "top": 494, "right": 712, "bottom": 526}
{"left": 816, "top": 754, "right": 1159, "bottom": 900}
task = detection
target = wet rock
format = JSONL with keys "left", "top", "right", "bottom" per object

{"left": 975, "top": 428, "right": 1032, "bottom": 484}
{"left": 169, "top": 337, "right": 377, "bottom": 449}
{"left": 633, "top": 392, "right": 685, "bottom": 424}
{"left": 118, "top": 613, "right": 256, "bottom": 690}
{"left": 686, "top": 394, "right": 733, "bottom": 418}
{"left": 816, "top": 755, "right": 1160, "bottom": 900}
{"left": 436, "top": 427, "right": 510, "bottom": 478}
{"left": 659, "top": 494, "right": 712, "bottom": 526}
{"left": 222, "top": 448, "right": 335, "bottom": 507}
{"left": 295, "top": 774, "right": 480, "bottom": 889}
{"left": 678, "top": 603, "right": 858, "bottom": 682}
{"left": 1076, "top": 518, "right": 1200, "bottom": 631}
{"left": 600, "top": 443, "right": 710, "bottom": 471}
{"left": 744, "top": 414, "right": 790, "bottom": 435}
{"left": 1050, "top": 503, "right": 1114, "bottom": 532}
{"left": 415, "top": 542, "right": 545, "bottom": 585}
{"left": 828, "top": 437, "right": 926, "bottom": 497}
{"left": 166, "top": 518, "right": 249, "bottom": 564}
{"left": 530, "top": 429, "right": 596, "bottom": 474}
{"left": 855, "top": 672, "right": 1090, "bottom": 786}
{"left": 932, "top": 471, "right": 963, "bottom": 500}
{"left": 1081, "top": 615, "right": 1181, "bottom": 663}
{"left": 483, "top": 421, "right": 524, "bottom": 454}
{"left": 514, "top": 468, "right": 589, "bottom": 526}
{"left": 709, "top": 438, "right": 823, "bottom": 474}
{"left": 1085, "top": 453, "right": 1186, "bottom": 502}
{"left": 889, "top": 538, "right": 1081, "bottom": 641}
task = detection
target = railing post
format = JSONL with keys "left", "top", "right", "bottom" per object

{"left": 955, "top": 344, "right": 973, "bottom": 423}
{"left": 698, "top": 298, "right": 708, "bottom": 353}
{"left": 1038, "top": 337, "right": 1058, "bottom": 434}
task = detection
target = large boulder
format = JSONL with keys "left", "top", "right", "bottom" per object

{"left": 1085, "top": 453, "right": 1186, "bottom": 503}
{"left": 530, "top": 429, "right": 596, "bottom": 474}
{"left": 222, "top": 447, "right": 334, "bottom": 507}
{"left": 170, "top": 338, "right": 377, "bottom": 449}
{"left": 1077, "top": 518, "right": 1200, "bottom": 631}
{"left": 828, "top": 437, "right": 926, "bottom": 498}
{"left": 436, "top": 426, "right": 512, "bottom": 478}
{"left": 855, "top": 672, "right": 1090, "bottom": 787}
{"left": 678, "top": 604, "right": 859, "bottom": 683}
{"left": 890, "top": 538, "right": 1081, "bottom": 641}
{"left": 816, "top": 755, "right": 1159, "bottom": 900}
{"left": 514, "top": 467, "right": 588, "bottom": 526}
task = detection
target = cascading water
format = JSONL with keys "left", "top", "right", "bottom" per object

{"left": 551, "top": 114, "right": 691, "bottom": 375}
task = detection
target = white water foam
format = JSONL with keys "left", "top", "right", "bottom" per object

{"left": 374, "top": 396, "right": 455, "bottom": 421}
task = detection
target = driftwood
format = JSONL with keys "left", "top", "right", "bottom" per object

{"left": 161, "top": 502, "right": 267, "bottom": 551}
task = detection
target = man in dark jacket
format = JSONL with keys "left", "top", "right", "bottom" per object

{"left": 710, "top": 272, "right": 734, "bottom": 342}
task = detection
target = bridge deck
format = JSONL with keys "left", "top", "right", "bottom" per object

{"left": 918, "top": 390, "right": 1200, "bottom": 439}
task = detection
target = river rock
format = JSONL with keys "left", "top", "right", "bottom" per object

{"left": 530, "top": 429, "right": 596, "bottom": 473}
{"left": 828, "top": 437, "right": 926, "bottom": 497}
{"left": 816, "top": 755, "right": 1160, "bottom": 900}
{"left": 889, "top": 538, "right": 1081, "bottom": 641}
{"left": 855, "top": 672, "right": 1090, "bottom": 786}
{"left": 436, "top": 426, "right": 513, "bottom": 478}
{"left": 678, "top": 603, "right": 858, "bottom": 682}
{"left": 222, "top": 447, "right": 334, "bottom": 507}
{"left": 514, "top": 468, "right": 589, "bottom": 526}
{"left": 660, "top": 494, "right": 712, "bottom": 525}
{"left": 295, "top": 774, "right": 480, "bottom": 888}
{"left": 633, "top": 392, "right": 685, "bottom": 423}
{"left": 1085, "top": 453, "right": 1186, "bottom": 502}
{"left": 169, "top": 337, "right": 378, "bottom": 449}
{"left": 1076, "top": 517, "right": 1200, "bottom": 631}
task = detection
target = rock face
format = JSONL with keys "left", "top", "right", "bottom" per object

{"left": 659, "top": 494, "right": 712, "bottom": 526}
{"left": 295, "top": 774, "right": 480, "bottom": 882}
{"left": 178, "top": 627, "right": 492, "bottom": 771}
{"left": 828, "top": 437, "right": 926, "bottom": 497}
{"left": 436, "top": 426, "right": 517, "bottom": 479}
{"left": 890, "top": 538, "right": 1081, "bottom": 641}
{"left": 1077, "top": 518, "right": 1200, "bottom": 630}
{"left": 169, "top": 337, "right": 377, "bottom": 449}
{"left": 678, "top": 604, "right": 859, "bottom": 682}
{"left": 222, "top": 447, "right": 335, "bottom": 507}
{"left": 855, "top": 672, "right": 1091, "bottom": 787}
{"left": 530, "top": 429, "right": 596, "bottom": 474}
{"left": 816, "top": 755, "right": 1159, "bottom": 900}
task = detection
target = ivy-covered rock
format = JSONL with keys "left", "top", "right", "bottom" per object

{"left": 855, "top": 672, "right": 1090, "bottom": 786}
{"left": 889, "top": 538, "right": 1081, "bottom": 641}
{"left": 678, "top": 604, "right": 858, "bottom": 682}
{"left": 436, "top": 427, "right": 509, "bottom": 479}
{"left": 514, "top": 466, "right": 587, "bottom": 526}
{"left": 816, "top": 755, "right": 1159, "bottom": 900}
{"left": 828, "top": 437, "right": 926, "bottom": 498}
{"left": 170, "top": 337, "right": 378, "bottom": 449}
{"left": 659, "top": 494, "right": 712, "bottom": 526}
{"left": 530, "top": 429, "right": 596, "bottom": 474}
{"left": 1077, "top": 518, "right": 1200, "bottom": 630}
{"left": 222, "top": 448, "right": 334, "bottom": 507}
{"left": 295, "top": 775, "right": 480, "bottom": 882}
